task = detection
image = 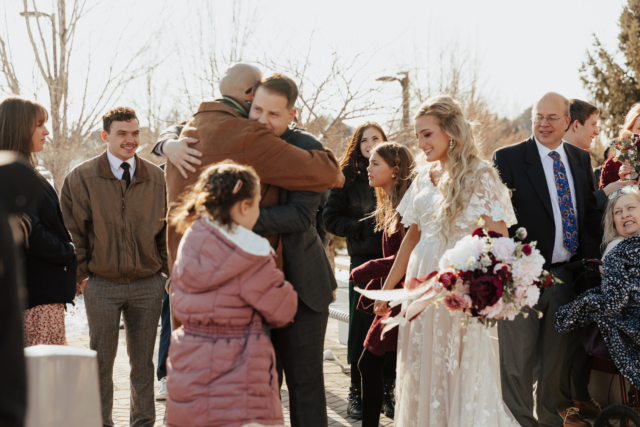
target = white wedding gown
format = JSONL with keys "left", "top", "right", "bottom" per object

{"left": 394, "top": 162, "right": 520, "bottom": 427}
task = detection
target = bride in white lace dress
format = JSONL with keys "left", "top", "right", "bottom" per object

{"left": 373, "top": 96, "right": 520, "bottom": 427}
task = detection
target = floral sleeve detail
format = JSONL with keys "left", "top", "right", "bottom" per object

{"left": 397, "top": 168, "right": 422, "bottom": 227}
{"left": 463, "top": 168, "right": 517, "bottom": 229}
{"left": 599, "top": 157, "right": 621, "bottom": 190}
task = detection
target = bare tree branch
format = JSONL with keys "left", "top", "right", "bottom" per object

{"left": 0, "top": 36, "right": 19, "bottom": 94}
{"left": 4, "top": 0, "right": 164, "bottom": 190}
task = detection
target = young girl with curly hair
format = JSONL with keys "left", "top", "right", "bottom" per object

{"left": 166, "top": 161, "right": 297, "bottom": 427}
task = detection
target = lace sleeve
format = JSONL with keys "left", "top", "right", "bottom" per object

{"left": 464, "top": 169, "right": 517, "bottom": 228}
{"left": 397, "top": 169, "right": 421, "bottom": 227}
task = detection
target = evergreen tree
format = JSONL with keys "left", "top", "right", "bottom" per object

{"left": 581, "top": 0, "right": 640, "bottom": 137}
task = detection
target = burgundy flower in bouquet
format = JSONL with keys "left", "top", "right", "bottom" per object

{"left": 469, "top": 274, "right": 503, "bottom": 311}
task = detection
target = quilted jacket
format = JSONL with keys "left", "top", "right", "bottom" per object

{"left": 166, "top": 218, "right": 297, "bottom": 427}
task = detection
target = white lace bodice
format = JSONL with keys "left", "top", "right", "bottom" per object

{"left": 396, "top": 162, "right": 517, "bottom": 280}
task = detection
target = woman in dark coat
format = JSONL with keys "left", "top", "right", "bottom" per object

{"left": 0, "top": 153, "right": 43, "bottom": 427}
{"left": 323, "top": 122, "right": 386, "bottom": 419}
{"left": 0, "top": 97, "right": 77, "bottom": 346}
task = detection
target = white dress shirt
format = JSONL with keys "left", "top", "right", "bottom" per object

{"left": 535, "top": 138, "right": 578, "bottom": 264}
{"left": 106, "top": 150, "right": 136, "bottom": 180}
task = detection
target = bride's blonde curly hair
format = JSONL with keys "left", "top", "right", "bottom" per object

{"left": 415, "top": 95, "right": 494, "bottom": 245}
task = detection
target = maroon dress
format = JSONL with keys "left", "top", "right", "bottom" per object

{"left": 349, "top": 227, "right": 405, "bottom": 356}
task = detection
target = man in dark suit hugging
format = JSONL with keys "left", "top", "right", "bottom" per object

{"left": 249, "top": 73, "right": 336, "bottom": 427}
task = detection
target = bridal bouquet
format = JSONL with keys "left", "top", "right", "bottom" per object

{"left": 612, "top": 130, "right": 640, "bottom": 180}
{"left": 356, "top": 219, "right": 559, "bottom": 333}
{"left": 432, "top": 221, "right": 557, "bottom": 324}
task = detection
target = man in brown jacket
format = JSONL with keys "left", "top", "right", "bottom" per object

{"left": 61, "top": 107, "right": 167, "bottom": 427}
{"left": 162, "top": 63, "right": 344, "bottom": 273}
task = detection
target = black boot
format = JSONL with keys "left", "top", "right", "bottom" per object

{"left": 347, "top": 384, "right": 363, "bottom": 420}
{"left": 382, "top": 378, "right": 395, "bottom": 419}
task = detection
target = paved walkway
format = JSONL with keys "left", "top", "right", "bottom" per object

{"left": 67, "top": 318, "right": 394, "bottom": 427}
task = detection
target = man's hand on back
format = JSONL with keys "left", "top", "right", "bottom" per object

{"left": 164, "top": 137, "right": 203, "bottom": 179}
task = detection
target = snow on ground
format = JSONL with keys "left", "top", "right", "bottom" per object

{"left": 65, "top": 295, "right": 161, "bottom": 336}
{"left": 65, "top": 257, "right": 353, "bottom": 337}
{"left": 65, "top": 296, "right": 90, "bottom": 336}
{"left": 335, "top": 267, "right": 350, "bottom": 283}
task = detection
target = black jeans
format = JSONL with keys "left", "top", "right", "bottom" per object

{"left": 358, "top": 349, "right": 397, "bottom": 427}
{"left": 156, "top": 290, "right": 171, "bottom": 380}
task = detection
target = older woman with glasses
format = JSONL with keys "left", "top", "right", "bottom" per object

{"left": 557, "top": 184, "right": 640, "bottom": 391}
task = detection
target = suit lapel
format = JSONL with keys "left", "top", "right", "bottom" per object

{"left": 525, "top": 138, "right": 554, "bottom": 218}
{"left": 564, "top": 143, "right": 586, "bottom": 228}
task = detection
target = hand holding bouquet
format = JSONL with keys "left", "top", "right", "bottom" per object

{"left": 613, "top": 131, "right": 640, "bottom": 180}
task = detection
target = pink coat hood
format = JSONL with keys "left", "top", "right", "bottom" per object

{"left": 171, "top": 217, "right": 296, "bottom": 329}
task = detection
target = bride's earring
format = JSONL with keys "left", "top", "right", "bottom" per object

{"left": 449, "top": 139, "right": 453, "bottom": 149}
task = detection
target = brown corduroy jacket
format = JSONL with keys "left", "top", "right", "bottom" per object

{"left": 61, "top": 151, "right": 168, "bottom": 284}
{"left": 166, "top": 100, "right": 344, "bottom": 273}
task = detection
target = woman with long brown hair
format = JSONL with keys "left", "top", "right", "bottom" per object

{"left": 323, "top": 121, "right": 387, "bottom": 419}
{"left": 0, "top": 96, "right": 77, "bottom": 346}
{"left": 349, "top": 142, "right": 415, "bottom": 426}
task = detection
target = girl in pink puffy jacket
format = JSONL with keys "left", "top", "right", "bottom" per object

{"left": 166, "top": 161, "right": 298, "bottom": 427}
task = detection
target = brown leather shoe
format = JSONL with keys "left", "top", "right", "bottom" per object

{"left": 558, "top": 407, "right": 592, "bottom": 427}
{"left": 573, "top": 399, "right": 602, "bottom": 418}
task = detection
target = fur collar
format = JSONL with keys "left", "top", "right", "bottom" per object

{"left": 205, "top": 218, "right": 273, "bottom": 257}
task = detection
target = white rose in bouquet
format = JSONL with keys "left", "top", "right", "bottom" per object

{"left": 490, "top": 237, "right": 516, "bottom": 263}
{"left": 440, "top": 235, "right": 486, "bottom": 271}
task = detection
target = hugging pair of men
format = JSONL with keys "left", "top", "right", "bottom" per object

{"left": 156, "top": 63, "right": 343, "bottom": 427}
